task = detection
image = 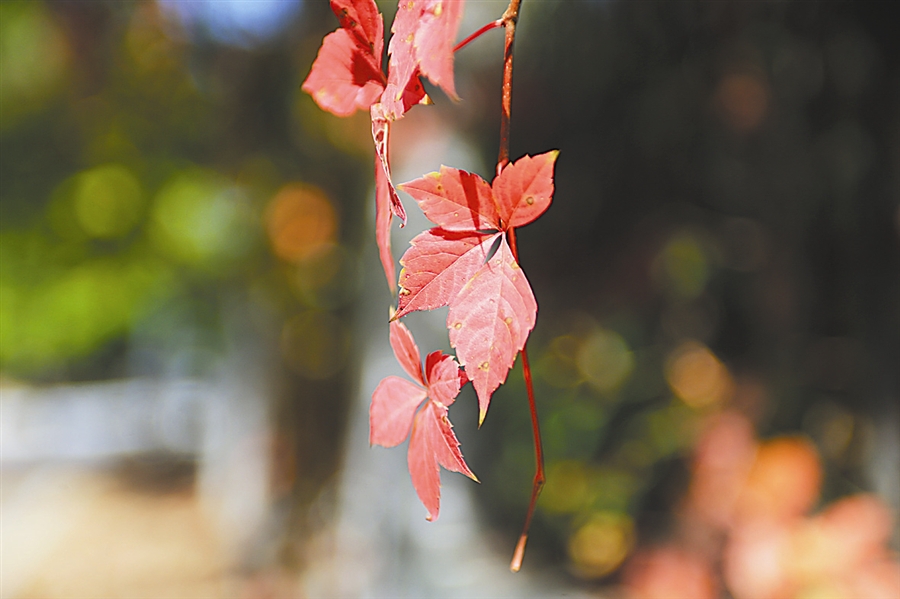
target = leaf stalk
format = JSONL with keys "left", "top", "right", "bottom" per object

{"left": 454, "top": 19, "right": 504, "bottom": 53}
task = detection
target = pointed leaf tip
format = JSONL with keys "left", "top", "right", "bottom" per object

{"left": 493, "top": 151, "right": 559, "bottom": 230}
{"left": 448, "top": 239, "right": 537, "bottom": 420}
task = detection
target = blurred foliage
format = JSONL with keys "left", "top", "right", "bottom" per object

{"left": 0, "top": 0, "right": 376, "bottom": 542}
{"left": 0, "top": 0, "right": 370, "bottom": 364}
{"left": 462, "top": 0, "right": 899, "bottom": 586}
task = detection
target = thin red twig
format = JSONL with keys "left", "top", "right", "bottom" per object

{"left": 505, "top": 226, "right": 545, "bottom": 573}
{"left": 457, "top": 0, "right": 543, "bottom": 573}
{"left": 454, "top": 19, "right": 503, "bottom": 53}
{"left": 500, "top": 0, "right": 545, "bottom": 572}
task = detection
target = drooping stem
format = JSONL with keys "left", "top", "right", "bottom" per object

{"left": 506, "top": 226, "right": 545, "bottom": 573}
{"left": 460, "top": 0, "right": 543, "bottom": 572}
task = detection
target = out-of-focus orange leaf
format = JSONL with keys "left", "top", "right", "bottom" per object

{"left": 736, "top": 436, "right": 821, "bottom": 522}
{"left": 684, "top": 411, "right": 757, "bottom": 529}
{"left": 622, "top": 546, "right": 717, "bottom": 599}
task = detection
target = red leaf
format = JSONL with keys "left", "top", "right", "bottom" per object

{"left": 395, "top": 229, "right": 498, "bottom": 319}
{"left": 374, "top": 153, "right": 396, "bottom": 292}
{"left": 395, "top": 153, "right": 556, "bottom": 421}
{"left": 301, "top": 0, "right": 385, "bottom": 117}
{"left": 381, "top": 2, "right": 432, "bottom": 120}
{"left": 447, "top": 238, "right": 537, "bottom": 423}
{"left": 491, "top": 150, "right": 559, "bottom": 229}
{"left": 370, "top": 321, "right": 475, "bottom": 520}
{"left": 330, "top": 0, "right": 381, "bottom": 50}
{"left": 413, "top": 0, "right": 465, "bottom": 99}
{"left": 493, "top": 150, "right": 559, "bottom": 229}
{"left": 390, "top": 313, "right": 425, "bottom": 386}
{"left": 398, "top": 166, "right": 497, "bottom": 231}
{"left": 385, "top": 1, "right": 465, "bottom": 105}
{"left": 386, "top": 0, "right": 419, "bottom": 96}
{"left": 370, "top": 376, "right": 427, "bottom": 447}
{"left": 408, "top": 400, "right": 476, "bottom": 521}
{"left": 424, "top": 350, "right": 464, "bottom": 407}
{"left": 371, "top": 106, "right": 407, "bottom": 224}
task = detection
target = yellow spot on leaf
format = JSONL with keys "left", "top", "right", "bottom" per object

{"left": 453, "top": 322, "right": 462, "bottom": 330}
{"left": 479, "top": 361, "right": 490, "bottom": 371}
{"left": 434, "top": 2, "right": 443, "bottom": 17}
{"left": 525, "top": 196, "right": 535, "bottom": 205}
{"left": 505, "top": 317, "right": 513, "bottom": 325}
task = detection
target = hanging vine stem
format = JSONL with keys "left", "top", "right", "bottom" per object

{"left": 496, "top": 0, "right": 545, "bottom": 573}
{"left": 497, "top": 0, "right": 521, "bottom": 174}
{"left": 454, "top": 0, "right": 542, "bottom": 571}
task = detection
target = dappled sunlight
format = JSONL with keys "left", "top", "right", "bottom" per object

{"left": 265, "top": 184, "right": 337, "bottom": 263}
{"left": 568, "top": 511, "right": 634, "bottom": 579}
{"left": 665, "top": 341, "right": 734, "bottom": 409}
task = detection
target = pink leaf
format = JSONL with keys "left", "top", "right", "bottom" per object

{"left": 301, "top": 1, "right": 385, "bottom": 117}
{"left": 381, "top": 1, "right": 431, "bottom": 120}
{"left": 369, "top": 321, "right": 475, "bottom": 520}
{"left": 371, "top": 105, "right": 407, "bottom": 224}
{"left": 447, "top": 238, "right": 537, "bottom": 423}
{"left": 399, "top": 167, "right": 498, "bottom": 231}
{"left": 395, "top": 229, "right": 498, "bottom": 319}
{"left": 424, "top": 350, "right": 463, "bottom": 407}
{"left": 492, "top": 150, "right": 559, "bottom": 229}
{"left": 370, "top": 376, "right": 428, "bottom": 447}
{"left": 330, "top": 0, "right": 382, "bottom": 50}
{"left": 414, "top": 0, "right": 465, "bottom": 99}
{"left": 374, "top": 153, "right": 396, "bottom": 292}
{"left": 386, "top": 0, "right": 419, "bottom": 93}
{"left": 390, "top": 318, "right": 426, "bottom": 386}
{"left": 408, "top": 400, "right": 475, "bottom": 521}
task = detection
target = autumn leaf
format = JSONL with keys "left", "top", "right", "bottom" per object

{"left": 492, "top": 151, "right": 558, "bottom": 228}
{"left": 395, "top": 151, "right": 558, "bottom": 421}
{"left": 386, "top": 0, "right": 465, "bottom": 107}
{"left": 370, "top": 320, "right": 476, "bottom": 521}
{"left": 375, "top": 154, "right": 397, "bottom": 292}
{"left": 448, "top": 238, "right": 537, "bottom": 423}
{"left": 301, "top": 0, "right": 386, "bottom": 117}
{"left": 398, "top": 166, "right": 497, "bottom": 231}
{"left": 396, "top": 228, "right": 497, "bottom": 316}
{"left": 371, "top": 105, "right": 407, "bottom": 224}
{"left": 414, "top": 0, "right": 466, "bottom": 99}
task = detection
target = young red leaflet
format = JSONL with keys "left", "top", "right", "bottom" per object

{"left": 370, "top": 321, "right": 476, "bottom": 521}
{"left": 301, "top": 0, "right": 385, "bottom": 118}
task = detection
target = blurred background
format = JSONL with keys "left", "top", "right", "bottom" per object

{"left": 1, "top": 1, "right": 898, "bottom": 597}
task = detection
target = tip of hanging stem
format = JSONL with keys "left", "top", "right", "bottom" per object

{"left": 510, "top": 533, "right": 528, "bottom": 572}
